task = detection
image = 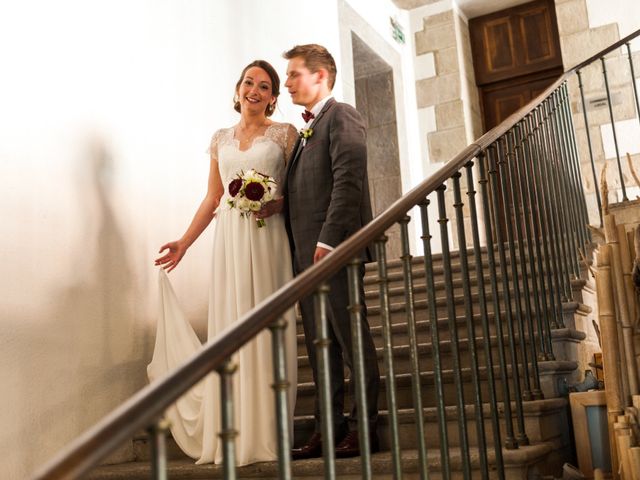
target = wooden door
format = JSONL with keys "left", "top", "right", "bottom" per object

{"left": 469, "top": 0, "right": 563, "bottom": 239}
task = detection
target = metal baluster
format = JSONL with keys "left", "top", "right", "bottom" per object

{"left": 218, "top": 359, "right": 238, "bottom": 480}
{"left": 510, "top": 126, "right": 543, "bottom": 399}
{"left": 452, "top": 171, "right": 488, "bottom": 479}
{"left": 601, "top": 56, "right": 628, "bottom": 201}
{"left": 547, "top": 93, "right": 579, "bottom": 284}
{"left": 497, "top": 136, "right": 534, "bottom": 404}
{"left": 506, "top": 129, "right": 542, "bottom": 399}
{"left": 480, "top": 148, "right": 517, "bottom": 450}
{"left": 554, "top": 89, "right": 583, "bottom": 272}
{"left": 521, "top": 116, "right": 556, "bottom": 360}
{"left": 466, "top": 159, "right": 506, "bottom": 478}
{"left": 148, "top": 420, "right": 169, "bottom": 480}
{"left": 550, "top": 91, "right": 582, "bottom": 280}
{"left": 549, "top": 91, "right": 581, "bottom": 287}
{"left": 314, "top": 283, "right": 336, "bottom": 480}
{"left": 627, "top": 42, "right": 640, "bottom": 130}
{"left": 540, "top": 101, "right": 572, "bottom": 303}
{"left": 515, "top": 120, "right": 550, "bottom": 362}
{"left": 532, "top": 107, "right": 566, "bottom": 329}
{"left": 419, "top": 199, "right": 450, "bottom": 479}
{"left": 562, "top": 82, "right": 593, "bottom": 245}
{"left": 576, "top": 69, "right": 603, "bottom": 227}
{"left": 436, "top": 185, "right": 472, "bottom": 479}
{"left": 270, "top": 318, "right": 292, "bottom": 480}
{"left": 487, "top": 145, "right": 529, "bottom": 446}
{"left": 347, "top": 258, "right": 372, "bottom": 480}
{"left": 562, "top": 83, "right": 590, "bottom": 249}
{"left": 399, "top": 216, "right": 430, "bottom": 480}
{"left": 375, "top": 236, "right": 403, "bottom": 480}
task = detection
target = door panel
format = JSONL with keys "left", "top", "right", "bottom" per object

{"left": 481, "top": 71, "right": 562, "bottom": 130}
{"left": 470, "top": 0, "right": 562, "bottom": 86}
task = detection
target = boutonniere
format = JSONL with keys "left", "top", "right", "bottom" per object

{"left": 299, "top": 128, "right": 314, "bottom": 146}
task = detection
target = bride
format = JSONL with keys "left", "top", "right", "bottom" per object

{"left": 149, "top": 60, "right": 298, "bottom": 466}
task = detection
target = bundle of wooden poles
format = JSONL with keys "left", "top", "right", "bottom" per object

{"left": 595, "top": 213, "right": 640, "bottom": 480}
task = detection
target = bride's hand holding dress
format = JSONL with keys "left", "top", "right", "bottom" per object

{"left": 155, "top": 240, "right": 188, "bottom": 272}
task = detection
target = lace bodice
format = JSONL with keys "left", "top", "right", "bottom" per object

{"left": 209, "top": 123, "right": 298, "bottom": 209}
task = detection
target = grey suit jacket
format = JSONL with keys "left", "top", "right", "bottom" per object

{"left": 283, "top": 98, "right": 373, "bottom": 270}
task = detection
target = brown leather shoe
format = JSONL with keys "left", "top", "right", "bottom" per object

{"left": 291, "top": 432, "right": 323, "bottom": 460}
{"left": 334, "top": 431, "right": 380, "bottom": 458}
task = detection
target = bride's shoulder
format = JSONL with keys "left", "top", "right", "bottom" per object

{"left": 207, "top": 127, "right": 234, "bottom": 156}
{"left": 212, "top": 126, "right": 234, "bottom": 140}
{"left": 266, "top": 122, "right": 298, "bottom": 144}
{"left": 269, "top": 122, "right": 297, "bottom": 132}
{"left": 209, "top": 127, "right": 234, "bottom": 145}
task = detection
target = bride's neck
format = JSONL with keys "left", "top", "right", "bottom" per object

{"left": 238, "top": 113, "right": 269, "bottom": 130}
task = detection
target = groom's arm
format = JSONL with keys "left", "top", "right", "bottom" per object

{"left": 317, "top": 104, "right": 367, "bottom": 249}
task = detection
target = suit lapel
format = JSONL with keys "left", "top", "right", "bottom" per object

{"left": 286, "top": 98, "right": 335, "bottom": 177}
{"left": 284, "top": 136, "right": 303, "bottom": 183}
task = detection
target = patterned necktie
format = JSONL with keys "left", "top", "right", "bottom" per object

{"left": 301, "top": 110, "right": 315, "bottom": 123}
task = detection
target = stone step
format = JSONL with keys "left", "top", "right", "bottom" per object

{"left": 361, "top": 254, "right": 591, "bottom": 308}
{"left": 295, "top": 300, "right": 585, "bottom": 357}
{"left": 295, "top": 286, "right": 590, "bottom": 336}
{"left": 293, "top": 398, "right": 569, "bottom": 452}
{"left": 292, "top": 360, "right": 577, "bottom": 416}
{"left": 88, "top": 444, "right": 557, "bottom": 479}
{"left": 363, "top": 244, "right": 589, "bottom": 281}
{"left": 295, "top": 327, "right": 585, "bottom": 384}
{"left": 362, "top": 272, "right": 583, "bottom": 309}
{"left": 121, "top": 398, "right": 567, "bottom": 466}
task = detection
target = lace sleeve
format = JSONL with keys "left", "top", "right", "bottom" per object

{"left": 207, "top": 129, "right": 224, "bottom": 160}
{"left": 283, "top": 123, "right": 299, "bottom": 163}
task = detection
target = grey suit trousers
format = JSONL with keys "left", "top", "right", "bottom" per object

{"left": 294, "top": 257, "right": 380, "bottom": 436}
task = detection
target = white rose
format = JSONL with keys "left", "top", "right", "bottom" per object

{"left": 236, "top": 196, "right": 250, "bottom": 212}
{"left": 249, "top": 200, "right": 262, "bottom": 212}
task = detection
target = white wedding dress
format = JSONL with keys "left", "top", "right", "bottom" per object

{"left": 148, "top": 122, "right": 299, "bottom": 466}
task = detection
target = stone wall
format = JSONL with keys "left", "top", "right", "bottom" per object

{"left": 415, "top": 10, "right": 468, "bottom": 162}
{"left": 412, "top": 4, "right": 483, "bottom": 248}
{"left": 355, "top": 69, "right": 403, "bottom": 258}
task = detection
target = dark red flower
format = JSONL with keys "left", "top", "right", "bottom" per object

{"left": 228, "top": 178, "right": 242, "bottom": 197}
{"left": 245, "top": 181, "right": 265, "bottom": 201}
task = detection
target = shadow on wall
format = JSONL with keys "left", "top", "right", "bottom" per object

{"left": 8, "top": 135, "right": 152, "bottom": 477}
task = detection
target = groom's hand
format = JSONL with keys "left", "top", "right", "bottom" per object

{"left": 313, "top": 246, "right": 331, "bottom": 263}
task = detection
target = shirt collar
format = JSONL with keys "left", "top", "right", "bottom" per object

{"left": 305, "top": 95, "right": 333, "bottom": 126}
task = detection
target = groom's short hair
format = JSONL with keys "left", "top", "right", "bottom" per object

{"left": 283, "top": 44, "right": 337, "bottom": 90}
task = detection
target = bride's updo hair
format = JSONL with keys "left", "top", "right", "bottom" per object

{"left": 234, "top": 60, "right": 280, "bottom": 117}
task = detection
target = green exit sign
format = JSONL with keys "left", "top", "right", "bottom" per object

{"left": 390, "top": 17, "right": 405, "bottom": 45}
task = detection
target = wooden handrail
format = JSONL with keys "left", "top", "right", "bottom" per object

{"left": 32, "top": 26, "right": 640, "bottom": 480}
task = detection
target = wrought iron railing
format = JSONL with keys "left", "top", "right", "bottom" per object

{"left": 33, "top": 28, "right": 640, "bottom": 480}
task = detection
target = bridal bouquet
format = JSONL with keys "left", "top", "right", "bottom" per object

{"left": 227, "top": 169, "right": 276, "bottom": 228}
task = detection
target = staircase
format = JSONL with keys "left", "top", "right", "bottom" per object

{"left": 87, "top": 244, "right": 593, "bottom": 479}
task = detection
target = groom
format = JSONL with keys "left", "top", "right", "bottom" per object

{"left": 282, "top": 44, "right": 380, "bottom": 459}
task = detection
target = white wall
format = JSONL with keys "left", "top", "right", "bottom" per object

{"left": 0, "top": 0, "right": 364, "bottom": 477}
